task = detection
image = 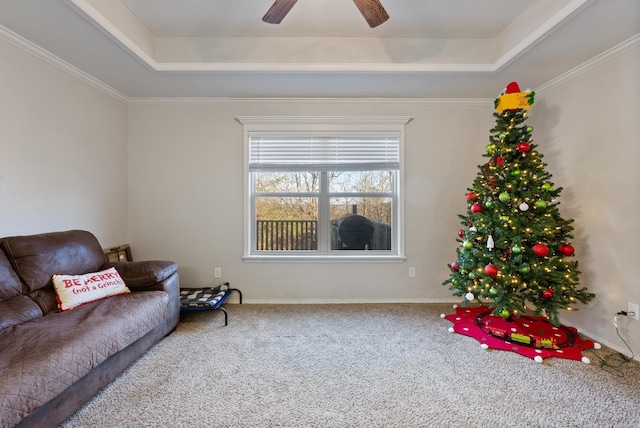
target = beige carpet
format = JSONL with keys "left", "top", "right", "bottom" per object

{"left": 60, "top": 304, "right": 640, "bottom": 428}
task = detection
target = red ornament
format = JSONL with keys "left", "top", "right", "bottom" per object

{"left": 471, "top": 203, "right": 483, "bottom": 214}
{"left": 542, "top": 288, "right": 554, "bottom": 299}
{"left": 458, "top": 229, "right": 465, "bottom": 238}
{"left": 532, "top": 243, "right": 550, "bottom": 257}
{"left": 496, "top": 156, "right": 505, "bottom": 167}
{"left": 466, "top": 192, "right": 478, "bottom": 202}
{"left": 484, "top": 264, "right": 499, "bottom": 277}
{"left": 505, "top": 82, "right": 521, "bottom": 94}
{"left": 451, "top": 262, "right": 459, "bottom": 272}
{"left": 517, "top": 142, "right": 531, "bottom": 152}
{"left": 558, "top": 244, "right": 575, "bottom": 257}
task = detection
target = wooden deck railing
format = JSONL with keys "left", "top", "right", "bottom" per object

{"left": 256, "top": 218, "right": 391, "bottom": 251}
{"left": 257, "top": 220, "right": 317, "bottom": 250}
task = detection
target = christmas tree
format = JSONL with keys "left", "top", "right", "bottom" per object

{"left": 443, "top": 82, "right": 595, "bottom": 326}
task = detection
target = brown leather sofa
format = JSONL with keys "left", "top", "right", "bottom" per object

{"left": 0, "top": 230, "right": 180, "bottom": 428}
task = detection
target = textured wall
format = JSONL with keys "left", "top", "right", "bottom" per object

{"left": 0, "top": 38, "right": 128, "bottom": 246}
{"left": 127, "top": 98, "right": 491, "bottom": 303}
{"left": 530, "top": 43, "right": 640, "bottom": 354}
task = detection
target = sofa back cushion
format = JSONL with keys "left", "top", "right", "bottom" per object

{"left": 0, "top": 248, "right": 44, "bottom": 327}
{"left": 0, "top": 230, "right": 107, "bottom": 294}
{"left": 0, "top": 246, "right": 23, "bottom": 301}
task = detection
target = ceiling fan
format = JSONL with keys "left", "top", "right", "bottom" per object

{"left": 262, "top": 0, "right": 389, "bottom": 28}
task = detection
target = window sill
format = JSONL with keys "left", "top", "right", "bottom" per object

{"left": 243, "top": 254, "right": 407, "bottom": 263}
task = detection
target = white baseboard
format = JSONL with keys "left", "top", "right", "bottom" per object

{"left": 238, "top": 298, "right": 457, "bottom": 305}
{"left": 559, "top": 318, "right": 639, "bottom": 363}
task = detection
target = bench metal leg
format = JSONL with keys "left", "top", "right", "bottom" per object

{"left": 219, "top": 289, "right": 241, "bottom": 326}
{"left": 219, "top": 306, "right": 228, "bottom": 326}
{"left": 229, "top": 288, "right": 243, "bottom": 304}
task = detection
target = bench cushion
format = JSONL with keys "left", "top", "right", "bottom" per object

{"left": 180, "top": 288, "right": 228, "bottom": 309}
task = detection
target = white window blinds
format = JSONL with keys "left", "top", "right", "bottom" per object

{"left": 249, "top": 134, "right": 400, "bottom": 172}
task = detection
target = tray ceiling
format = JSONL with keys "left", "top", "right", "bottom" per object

{"left": 0, "top": 0, "right": 638, "bottom": 98}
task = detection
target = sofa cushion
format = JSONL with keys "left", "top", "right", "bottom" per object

{"left": 0, "top": 230, "right": 106, "bottom": 294}
{"left": 0, "top": 247, "right": 23, "bottom": 301}
{"left": 52, "top": 267, "right": 131, "bottom": 311}
{"left": 0, "top": 295, "right": 43, "bottom": 330}
{"left": 0, "top": 291, "right": 168, "bottom": 427}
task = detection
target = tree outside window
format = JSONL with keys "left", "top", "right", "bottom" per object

{"left": 237, "top": 116, "right": 411, "bottom": 259}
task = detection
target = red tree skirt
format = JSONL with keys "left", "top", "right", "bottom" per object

{"left": 443, "top": 305, "right": 598, "bottom": 363}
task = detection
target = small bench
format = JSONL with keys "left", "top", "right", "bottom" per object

{"left": 179, "top": 282, "right": 242, "bottom": 326}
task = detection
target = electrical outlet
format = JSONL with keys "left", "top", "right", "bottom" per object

{"left": 409, "top": 267, "right": 416, "bottom": 278}
{"left": 214, "top": 267, "right": 221, "bottom": 278}
{"left": 628, "top": 302, "right": 639, "bottom": 321}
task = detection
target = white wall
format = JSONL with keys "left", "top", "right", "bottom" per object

{"left": 530, "top": 43, "right": 640, "bottom": 355}
{"left": 127, "top": 99, "right": 492, "bottom": 303}
{"left": 0, "top": 37, "right": 129, "bottom": 246}
{"left": 128, "top": 44, "right": 640, "bottom": 358}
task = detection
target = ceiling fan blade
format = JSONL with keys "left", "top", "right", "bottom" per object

{"left": 262, "top": 0, "right": 299, "bottom": 24}
{"left": 353, "top": 0, "right": 389, "bottom": 28}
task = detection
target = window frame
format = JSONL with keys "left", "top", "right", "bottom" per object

{"left": 237, "top": 116, "right": 412, "bottom": 261}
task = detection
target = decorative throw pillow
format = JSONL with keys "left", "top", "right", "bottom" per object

{"left": 52, "top": 267, "right": 130, "bottom": 311}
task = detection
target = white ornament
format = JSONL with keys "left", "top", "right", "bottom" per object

{"left": 465, "top": 292, "right": 475, "bottom": 301}
{"left": 534, "top": 356, "right": 543, "bottom": 363}
{"left": 487, "top": 235, "right": 495, "bottom": 250}
{"left": 519, "top": 202, "right": 529, "bottom": 211}
{"left": 469, "top": 226, "right": 477, "bottom": 232}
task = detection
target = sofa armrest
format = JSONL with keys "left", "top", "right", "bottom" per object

{"left": 103, "top": 261, "right": 177, "bottom": 288}
{"left": 102, "top": 260, "right": 180, "bottom": 332}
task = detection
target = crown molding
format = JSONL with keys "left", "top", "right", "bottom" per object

{"left": 537, "top": 33, "right": 640, "bottom": 94}
{"left": 128, "top": 97, "right": 491, "bottom": 106}
{"left": 0, "top": 24, "right": 127, "bottom": 103}
{"left": 235, "top": 116, "right": 414, "bottom": 130}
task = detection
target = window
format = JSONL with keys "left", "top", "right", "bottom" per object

{"left": 237, "top": 116, "right": 412, "bottom": 260}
